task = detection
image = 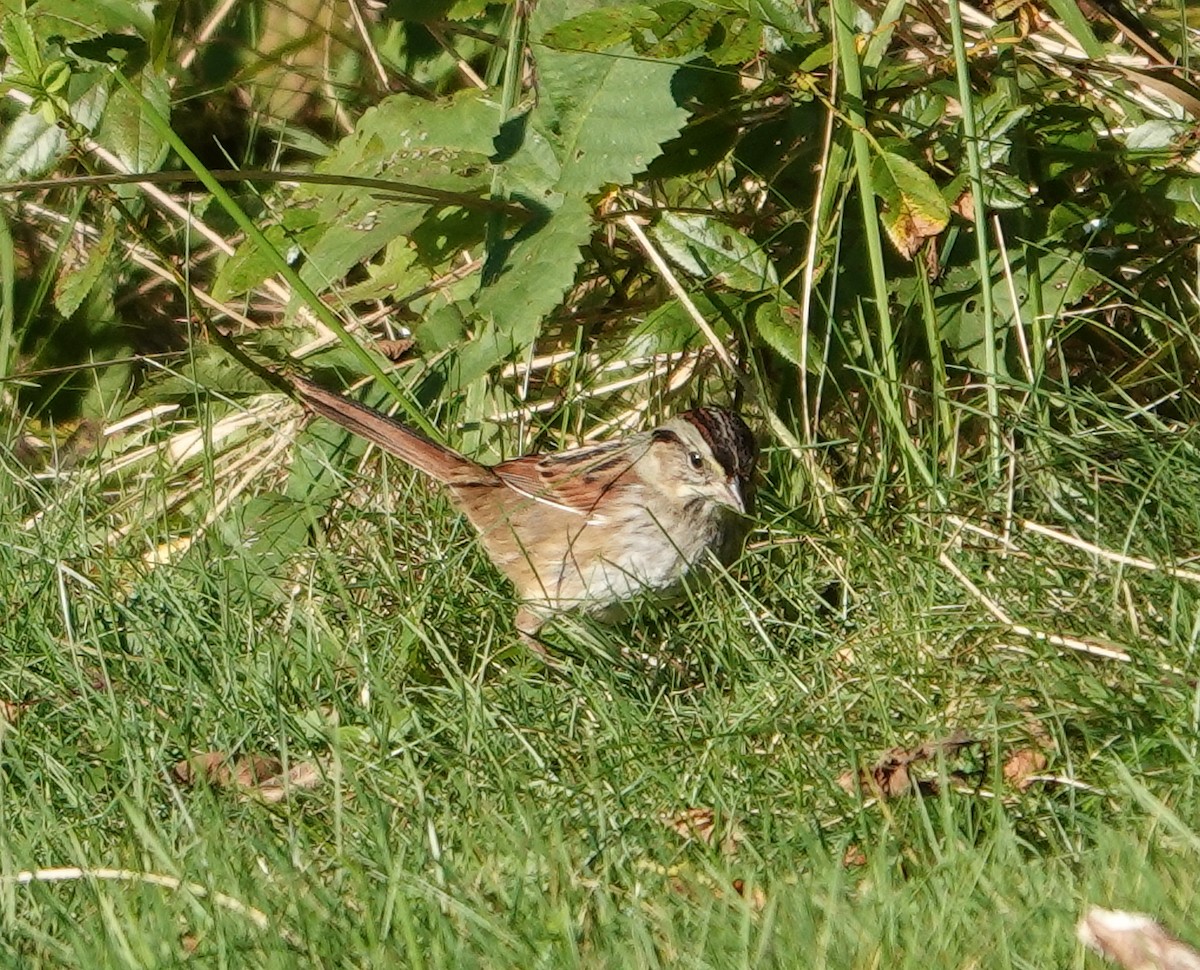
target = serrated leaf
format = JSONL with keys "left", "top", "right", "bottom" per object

{"left": 938, "top": 248, "right": 1100, "bottom": 371}
{"left": 978, "top": 104, "right": 1032, "bottom": 167}
{"left": 399, "top": 0, "right": 487, "bottom": 23}
{"left": 1126, "top": 119, "right": 1186, "bottom": 151}
{"left": 54, "top": 222, "right": 117, "bottom": 317}
{"left": 650, "top": 211, "right": 778, "bottom": 291}
{"left": 1, "top": 15, "right": 42, "bottom": 79}
{"left": 339, "top": 239, "right": 427, "bottom": 303}
{"left": 708, "top": 15, "right": 763, "bottom": 65}
{"left": 542, "top": 6, "right": 656, "bottom": 52}
{"left": 1162, "top": 178, "right": 1200, "bottom": 229}
{"left": 96, "top": 67, "right": 169, "bottom": 173}
{"left": 871, "top": 151, "right": 950, "bottom": 260}
{"left": 298, "top": 204, "right": 431, "bottom": 294}
{"left": 747, "top": 0, "right": 813, "bottom": 39}
{"left": 622, "top": 293, "right": 729, "bottom": 358}
{"left": 481, "top": 37, "right": 689, "bottom": 350}
{"left": 313, "top": 89, "right": 501, "bottom": 186}
{"left": 213, "top": 216, "right": 322, "bottom": 302}
{"left": 637, "top": 3, "right": 722, "bottom": 59}
{"left": 532, "top": 46, "right": 689, "bottom": 196}
{"left": 983, "top": 171, "right": 1033, "bottom": 210}
{"left": 291, "top": 90, "right": 499, "bottom": 295}
{"left": 475, "top": 196, "right": 594, "bottom": 351}
{"left": 417, "top": 302, "right": 469, "bottom": 353}
{"left": 0, "top": 111, "right": 67, "bottom": 180}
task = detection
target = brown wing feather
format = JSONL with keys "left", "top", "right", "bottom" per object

{"left": 493, "top": 438, "right": 645, "bottom": 516}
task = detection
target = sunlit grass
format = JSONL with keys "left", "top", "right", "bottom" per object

{"left": 3, "top": 379, "right": 1200, "bottom": 966}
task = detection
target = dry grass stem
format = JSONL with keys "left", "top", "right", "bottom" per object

{"left": 1019, "top": 519, "right": 1200, "bottom": 585}
{"left": 7, "top": 866, "right": 299, "bottom": 946}
{"left": 938, "top": 549, "right": 1137, "bottom": 664}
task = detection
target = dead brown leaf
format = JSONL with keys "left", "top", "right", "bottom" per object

{"left": 842, "top": 844, "right": 868, "bottom": 868}
{"left": 840, "top": 732, "right": 978, "bottom": 799}
{"left": 1002, "top": 748, "right": 1048, "bottom": 790}
{"left": 731, "top": 878, "right": 767, "bottom": 911}
{"left": 1001, "top": 698, "right": 1055, "bottom": 789}
{"left": 0, "top": 699, "right": 29, "bottom": 726}
{"left": 255, "top": 760, "right": 325, "bottom": 803}
{"left": 951, "top": 189, "right": 975, "bottom": 223}
{"left": 660, "top": 807, "right": 743, "bottom": 856}
{"left": 375, "top": 337, "right": 415, "bottom": 361}
{"left": 1078, "top": 906, "right": 1200, "bottom": 970}
{"left": 173, "top": 751, "right": 325, "bottom": 802}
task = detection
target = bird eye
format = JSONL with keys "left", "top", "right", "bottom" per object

{"left": 688, "top": 451, "right": 704, "bottom": 470}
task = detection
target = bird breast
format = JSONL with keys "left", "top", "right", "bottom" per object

{"left": 520, "top": 489, "right": 731, "bottom": 614}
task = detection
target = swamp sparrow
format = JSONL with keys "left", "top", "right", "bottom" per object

{"left": 292, "top": 376, "right": 758, "bottom": 644}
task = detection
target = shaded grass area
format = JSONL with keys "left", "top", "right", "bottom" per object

{"left": 3, "top": 399, "right": 1200, "bottom": 967}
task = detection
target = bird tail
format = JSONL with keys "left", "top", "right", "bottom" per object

{"left": 292, "top": 376, "right": 491, "bottom": 486}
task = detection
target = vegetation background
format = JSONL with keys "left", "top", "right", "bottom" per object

{"left": 2, "top": 0, "right": 1200, "bottom": 965}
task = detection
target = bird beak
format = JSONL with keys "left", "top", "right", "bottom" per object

{"left": 724, "top": 477, "right": 746, "bottom": 515}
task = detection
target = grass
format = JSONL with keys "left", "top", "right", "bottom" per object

{"left": 3, "top": 0, "right": 1199, "bottom": 962}
{"left": 3, "top": 386, "right": 1200, "bottom": 968}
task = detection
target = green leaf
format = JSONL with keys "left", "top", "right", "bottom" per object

{"left": 1126, "top": 119, "right": 1187, "bottom": 151}
{"left": 338, "top": 239, "right": 428, "bottom": 304}
{"left": 213, "top": 212, "right": 323, "bottom": 303}
{"left": 621, "top": 293, "right": 729, "bottom": 358}
{"left": 708, "top": 15, "right": 763, "bottom": 65}
{"left": 204, "top": 492, "right": 312, "bottom": 605}
{"left": 983, "top": 171, "right": 1033, "bottom": 210}
{"left": 290, "top": 90, "right": 500, "bottom": 296}
{"left": 753, "top": 296, "right": 821, "bottom": 372}
{"left": 650, "top": 211, "right": 778, "bottom": 291}
{"left": 95, "top": 67, "right": 170, "bottom": 173}
{"left": 417, "top": 302, "right": 470, "bottom": 354}
{"left": 40, "top": 58, "right": 71, "bottom": 95}
{"left": 54, "top": 221, "right": 117, "bottom": 317}
{"left": 29, "top": 0, "right": 153, "bottom": 42}
{"left": 635, "top": 2, "right": 721, "bottom": 59}
{"left": 0, "top": 70, "right": 107, "bottom": 179}
{"left": 937, "top": 248, "right": 1100, "bottom": 371}
{"left": 1161, "top": 178, "right": 1200, "bottom": 229}
{"left": 313, "top": 89, "right": 501, "bottom": 185}
{"left": 298, "top": 205, "right": 434, "bottom": 295}
{"left": 0, "top": 15, "right": 42, "bottom": 80}
{"left": 474, "top": 196, "right": 594, "bottom": 353}
{"left": 746, "top": 0, "right": 812, "bottom": 39}
{"left": 531, "top": 46, "right": 689, "bottom": 196}
{"left": 542, "top": 5, "right": 656, "bottom": 52}
{"left": 871, "top": 150, "right": 950, "bottom": 260}
{"left": 977, "top": 103, "right": 1032, "bottom": 168}
{"left": 398, "top": 0, "right": 487, "bottom": 23}
{"left": 480, "top": 36, "right": 689, "bottom": 353}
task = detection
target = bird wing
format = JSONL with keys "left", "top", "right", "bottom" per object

{"left": 493, "top": 438, "right": 646, "bottom": 517}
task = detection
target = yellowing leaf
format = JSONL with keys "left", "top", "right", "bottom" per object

{"left": 871, "top": 151, "right": 950, "bottom": 260}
